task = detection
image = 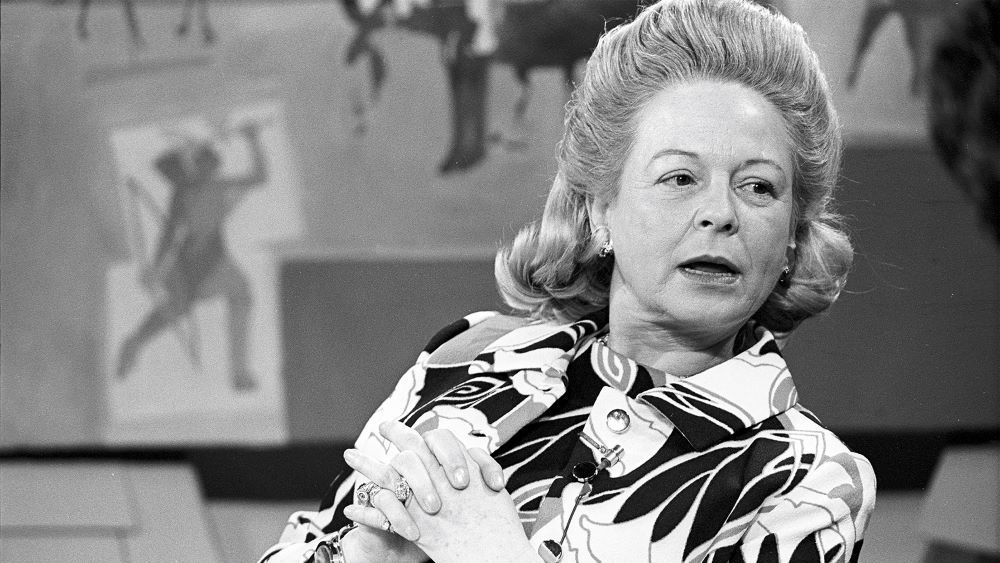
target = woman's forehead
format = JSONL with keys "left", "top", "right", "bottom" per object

{"left": 629, "top": 81, "right": 794, "bottom": 172}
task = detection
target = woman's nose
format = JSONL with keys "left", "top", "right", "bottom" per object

{"left": 694, "top": 181, "right": 739, "bottom": 233}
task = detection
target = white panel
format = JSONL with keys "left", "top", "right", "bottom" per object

{"left": 0, "top": 462, "right": 132, "bottom": 530}
{"left": 918, "top": 446, "right": 1000, "bottom": 554}
{"left": 1, "top": 536, "right": 125, "bottom": 562}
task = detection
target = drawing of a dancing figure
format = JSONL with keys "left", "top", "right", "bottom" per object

{"left": 116, "top": 122, "right": 267, "bottom": 391}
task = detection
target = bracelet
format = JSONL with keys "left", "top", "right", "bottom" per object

{"left": 313, "top": 523, "right": 357, "bottom": 563}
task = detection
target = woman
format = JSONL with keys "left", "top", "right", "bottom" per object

{"left": 262, "top": 0, "right": 876, "bottom": 561}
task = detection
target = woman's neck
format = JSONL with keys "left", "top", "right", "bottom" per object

{"left": 605, "top": 314, "right": 739, "bottom": 378}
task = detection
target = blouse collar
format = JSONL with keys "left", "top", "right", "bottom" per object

{"left": 482, "top": 310, "right": 799, "bottom": 452}
{"left": 587, "top": 327, "right": 798, "bottom": 450}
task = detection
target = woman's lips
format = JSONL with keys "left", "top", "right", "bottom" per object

{"left": 679, "top": 262, "right": 740, "bottom": 284}
{"left": 683, "top": 261, "right": 735, "bottom": 274}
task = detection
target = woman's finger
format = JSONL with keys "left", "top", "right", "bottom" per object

{"left": 378, "top": 421, "right": 450, "bottom": 482}
{"left": 343, "top": 448, "right": 401, "bottom": 489}
{"left": 422, "top": 428, "right": 474, "bottom": 489}
{"left": 342, "top": 503, "right": 393, "bottom": 534}
{"left": 371, "top": 486, "right": 421, "bottom": 541}
{"left": 390, "top": 449, "right": 442, "bottom": 514}
{"left": 343, "top": 496, "right": 419, "bottom": 543}
{"left": 468, "top": 447, "right": 506, "bottom": 491}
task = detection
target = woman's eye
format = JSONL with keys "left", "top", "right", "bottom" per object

{"left": 660, "top": 173, "right": 695, "bottom": 187}
{"left": 743, "top": 180, "right": 776, "bottom": 198}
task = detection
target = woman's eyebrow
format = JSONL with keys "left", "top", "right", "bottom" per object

{"left": 650, "top": 148, "right": 699, "bottom": 161}
{"left": 741, "top": 157, "right": 788, "bottom": 176}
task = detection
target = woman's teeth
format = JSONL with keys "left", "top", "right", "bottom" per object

{"left": 684, "top": 262, "right": 734, "bottom": 274}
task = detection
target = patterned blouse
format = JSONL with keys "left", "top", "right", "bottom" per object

{"left": 262, "top": 310, "right": 876, "bottom": 563}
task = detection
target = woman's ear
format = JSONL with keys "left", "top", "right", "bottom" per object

{"left": 587, "top": 194, "right": 610, "bottom": 231}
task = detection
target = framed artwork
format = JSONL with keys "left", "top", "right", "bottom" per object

{"left": 103, "top": 101, "right": 298, "bottom": 444}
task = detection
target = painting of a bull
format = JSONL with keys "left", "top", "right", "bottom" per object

{"left": 341, "top": 0, "right": 644, "bottom": 173}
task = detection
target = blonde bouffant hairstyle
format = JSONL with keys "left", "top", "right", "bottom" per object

{"left": 495, "top": 0, "right": 853, "bottom": 333}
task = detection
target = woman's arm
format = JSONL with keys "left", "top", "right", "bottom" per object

{"left": 258, "top": 464, "right": 429, "bottom": 563}
{"left": 259, "top": 313, "right": 508, "bottom": 562}
{"left": 727, "top": 452, "right": 877, "bottom": 562}
{"left": 259, "top": 432, "right": 510, "bottom": 563}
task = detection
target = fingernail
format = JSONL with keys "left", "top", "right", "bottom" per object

{"left": 425, "top": 494, "right": 440, "bottom": 512}
{"left": 344, "top": 449, "right": 359, "bottom": 464}
{"left": 343, "top": 505, "right": 357, "bottom": 518}
{"left": 490, "top": 472, "right": 504, "bottom": 490}
{"left": 454, "top": 467, "right": 469, "bottom": 486}
{"left": 405, "top": 525, "right": 420, "bottom": 541}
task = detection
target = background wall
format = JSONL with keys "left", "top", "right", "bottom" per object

{"left": 1, "top": 0, "right": 997, "bottom": 478}
{"left": 277, "top": 144, "right": 1000, "bottom": 445}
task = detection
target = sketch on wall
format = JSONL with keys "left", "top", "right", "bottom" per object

{"left": 104, "top": 101, "right": 299, "bottom": 444}
{"left": 341, "top": 0, "right": 642, "bottom": 174}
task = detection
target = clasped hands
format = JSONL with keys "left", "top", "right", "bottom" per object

{"left": 340, "top": 420, "right": 538, "bottom": 563}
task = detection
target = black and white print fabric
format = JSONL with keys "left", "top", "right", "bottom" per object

{"left": 262, "top": 310, "right": 876, "bottom": 563}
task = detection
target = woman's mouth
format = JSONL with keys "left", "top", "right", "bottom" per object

{"left": 678, "top": 259, "right": 740, "bottom": 283}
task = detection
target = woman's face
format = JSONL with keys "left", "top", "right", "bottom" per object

{"left": 592, "top": 80, "right": 796, "bottom": 343}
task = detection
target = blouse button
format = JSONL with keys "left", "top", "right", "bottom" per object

{"left": 606, "top": 409, "right": 630, "bottom": 434}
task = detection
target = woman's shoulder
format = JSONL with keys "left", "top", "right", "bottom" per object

{"left": 738, "top": 406, "right": 877, "bottom": 555}
{"left": 776, "top": 405, "right": 878, "bottom": 505}
{"left": 424, "top": 311, "right": 536, "bottom": 365}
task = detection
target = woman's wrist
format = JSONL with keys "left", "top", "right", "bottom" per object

{"left": 338, "top": 525, "right": 358, "bottom": 562}
{"left": 315, "top": 523, "right": 357, "bottom": 563}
